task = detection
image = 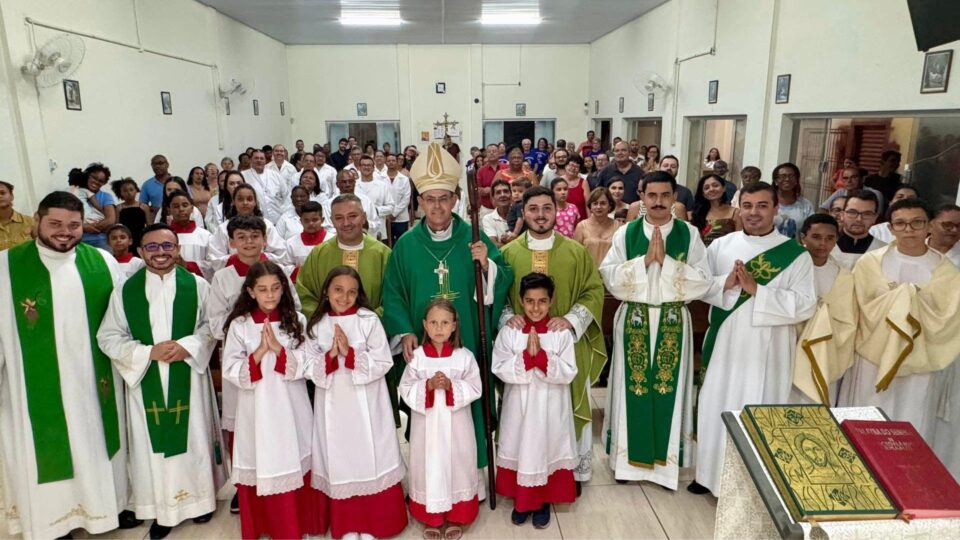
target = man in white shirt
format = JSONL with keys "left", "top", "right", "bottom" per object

{"left": 343, "top": 146, "right": 363, "bottom": 175}
{"left": 265, "top": 143, "right": 297, "bottom": 193}
{"left": 482, "top": 179, "right": 512, "bottom": 246}
{"left": 314, "top": 150, "right": 338, "bottom": 201}
{"left": 373, "top": 150, "right": 389, "bottom": 181}
{"left": 355, "top": 155, "right": 394, "bottom": 241}
{"left": 383, "top": 153, "right": 412, "bottom": 243}
{"left": 242, "top": 150, "right": 288, "bottom": 224}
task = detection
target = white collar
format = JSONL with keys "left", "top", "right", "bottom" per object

{"left": 427, "top": 220, "right": 454, "bottom": 241}
{"left": 338, "top": 238, "right": 364, "bottom": 251}
{"left": 526, "top": 231, "right": 555, "bottom": 250}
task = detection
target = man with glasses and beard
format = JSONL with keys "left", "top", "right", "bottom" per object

{"left": 0, "top": 191, "right": 141, "bottom": 539}
{"left": 831, "top": 190, "right": 885, "bottom": 269}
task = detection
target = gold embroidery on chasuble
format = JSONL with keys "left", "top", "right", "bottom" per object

{"left": 531, "top": 250, "right": 549, "bottom": 274}
{"left": 50, "top": 504, "right": 106, "bottom": 526}
{"left": 342, "top": 250, "right": 360, "bottom": 269}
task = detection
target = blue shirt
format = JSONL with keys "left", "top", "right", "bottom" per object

{"left": 524, "top": 149, "right": 548, "bottom": 174}
{"left": 140, "top": 177, "right": 165, "bottom": 209}
{"left": 82, "top": 190, "right": 117, "bottom": 248}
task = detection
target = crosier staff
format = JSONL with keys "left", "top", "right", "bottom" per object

{"left": 466, "top": 167, "right": 497, "bottom": 510}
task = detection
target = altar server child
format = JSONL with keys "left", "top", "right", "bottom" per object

{"left": 221, "top": 261, "right": 320, "bottom": 540}
{"left": 285, "top": 201, "right": 333, "bottom": 283}
{"left": 206, "top": 214, "right": 299, "bottom": 513}
{"left": 107, "top": 223, "right": 144, "bottom": 279}
{"left": 166, "top": 189, "right": 214, "bottom": 279}
{"left": 207, "top": 181, "right": 287, "bottom": 271}
{"left": 492, "top": 272, "right": 578, "bottom": 529}
{"left": 297, "top": 266, "right": 407, "bottom": 539}
{"left": 399, "top": 299, "right": 483, "bottom": 540}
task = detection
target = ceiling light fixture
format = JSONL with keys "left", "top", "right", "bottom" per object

{"left": 480, "top": 13, "right": 542, "bottom": 26}
{"left": 340, "top": 10, "right": 403, "bottom": 26}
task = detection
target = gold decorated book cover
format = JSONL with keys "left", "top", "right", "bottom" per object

{"left": 741, "top": 405, "right": 897, "bottom": 522}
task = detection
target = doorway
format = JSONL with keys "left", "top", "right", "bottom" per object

{"left": 624, "top": 118, "right": 662, "bottom": 149}
{"left": 685, "top": 116, "right": 747, "bottom": 189}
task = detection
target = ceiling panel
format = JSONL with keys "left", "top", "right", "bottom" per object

{"left": 197, "top": 0, "right": 668, "bottom": 45}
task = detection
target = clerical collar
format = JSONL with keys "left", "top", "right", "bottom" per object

{"left": 837, "top": 231, "right": 874, "bottom": 254}
{"left": 744, "top": 227, "right": 778, "bottom": 238}
{"left": 523, "top": 316, "right": 551, "bottom": 334}
{"left": 115, "top": 252, "right": 134, "bottom": 263}
{"left": 428, "top": 220, "right": 455, "bottom": 241}
{"left": 328, "top": 305, "right": 359, "bottom": 317}
{"left": 170, "top": 221, "right": 197, "bottom": 234}
{"left": 338, "top": 238, "right": 363, "bottom": 251}
{"left": 526, "top": 231, "right": 555, "bottom": 250}
{"left": 251, "top": 309, "right": 281, "bottom": 324}
{"left": 301, "top": 229, "right": 326, "bottom": 246}
{"left": 423, "top": 342, "right": 454, "bottom": 357}
{"left": 227, "top": 253, "right": 267, "bottom": 276}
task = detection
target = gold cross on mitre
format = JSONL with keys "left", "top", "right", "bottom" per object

{"left": 146, "top": 401, "right": 165, "bottom": 426}
{"left": 169, "top": 400, "right": 189, "bottom": 425}
{"left": 432, "top": 261, "right": 460, "bottom": 300}
{"left": 433, "top": 113, "right": 459, "bottom": 140}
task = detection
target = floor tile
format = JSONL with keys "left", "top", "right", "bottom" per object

{"left": 640, "top": 483, "right": 717, "bottom": 540}
{"left": 554, "top": 483, "right": 667, "bottom": 539}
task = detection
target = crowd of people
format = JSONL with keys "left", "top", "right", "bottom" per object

{"left": 0, "top": 132, "right": 958, "bottom": 540}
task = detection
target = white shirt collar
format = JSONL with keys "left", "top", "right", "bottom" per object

{"left": 428, "top": 220, "right": 454, "bottom": 241}
{"left": 338, "top": 238, "right": 364, "bottom": 251}
{"left": 526, "top": 231, "right": 555, "bottom": 250}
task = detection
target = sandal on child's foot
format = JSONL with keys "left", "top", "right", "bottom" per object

{"left": 423, "top": 527, "right": 442, "bottom": 540}
{"left": 532, "top": 504, "right": 551, "bottom": 529}
{"left": 511, "top": 509, "right": 530, "bottom": 525}
{"left": 444, "top": 525, "right": 463, "bottom": 540}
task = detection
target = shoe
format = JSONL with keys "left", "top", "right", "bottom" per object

{"left": 117, "top": 510, "right": 143, "bottom": 529}
{"left": 532, "top": 504, "right": 551, "bottom": 529}
{"left": 576, "top": 480, "right": 582, "bottom": 497}
{"left": 230, "top": 492, "right": 240, "bottom": 514}
{"left": 510, "top": 509, "right": 530, "bottom": 525}
{"left": 615, "top": 479, "right": 629, "bottom": 485}
{"left": 149, "top": 522, "right": 172, "bottom": 540}
{"left": 193, "top": 512, "right": 214, "bottom": 524}
{"left": 55, "top": 534, "right": 73, "bottom": 539}
{"left": 686, "top": 481, "right": 711, "bottom": 495}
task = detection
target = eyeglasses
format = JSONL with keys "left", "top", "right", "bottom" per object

{"left": 890, "top": 219, "right": 928, "bottom": 231}
{"left": 843, "top": 209, "right": 878, "bottom": 220}
{"left": 936, "top": 221, "right": 960, "bottom": 232}
{"left": 142, "top": 241, "right": 177, "bottom": 252}
{"left": 422, "top": 195, "right": 453, "bottom": 206}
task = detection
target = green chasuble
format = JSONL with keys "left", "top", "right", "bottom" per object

{"left": 382, "top": 215, "right": 514, "bottom": 468}
{"left": 501, "top": 233, "right": 607, "bottom": 439}
{"left": 296, "top": 234, "right": 392, "bottom": 318}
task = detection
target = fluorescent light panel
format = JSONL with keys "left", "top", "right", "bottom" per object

{"left": 340, "top": 9, "right": 403, "bottom": 26}
{"left": 481, "top": 0, "right": 541, "bottom": 26}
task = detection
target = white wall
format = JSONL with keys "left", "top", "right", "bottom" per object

{"left": 286, "top": 44, "right": 591, "bottom": 154}
{"left": 589, "top": 0, "right": 960, "bottom": 189}
{"left": 0, "top": 0, "right": 290, "bottom": 208}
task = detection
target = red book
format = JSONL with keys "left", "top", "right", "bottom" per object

{"left": 841, "top": 420, "right": 960, "bottom": 519}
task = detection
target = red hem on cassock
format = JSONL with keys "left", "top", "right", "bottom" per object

{"left": 320, "top": 482, "right": 408, "bottom": 539}
{"left": 236, "top": 473, "right": 327, "bottom": 540}
{"left": 495, "top": 467, "right": 576, "bottom": 512}
{"left": 408, "top": 496, "right": 479, "bottom": 528}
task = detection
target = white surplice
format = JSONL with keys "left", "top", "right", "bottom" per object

{"left": 0, "top": 243, "right": 128, "bottom": 540}
{"left": 284, "top": 231, "right": 334, "bottom": 269}
{"left": 315, "top": 164, "right": 339, "bottom": 202}
{"left": 384, "top": 173, "right": 412, "bottom": 224}
{"left": 399, "top": 346, "right": 482, "bottom": 513}
{"left": 275, "top": 210, "right": 303, "bottom": 241}
{"left": 175, "top": 226, "right": 214, "bottom": 281}
{"left": 695, "top": 230, "right": 817, "bottom": 494}
{"left": 838, "top": 247, "right": 943, "bottom": 440}
{"left": 242, "top": 168, "right": 290, "bottom": 225}
{"left": 295, "top": 309, "right": 405, "bottom": 498}
{"left": 599, "top": 219, "right": 718, "bottom": 489}
{"left": 97, "top": 270, "right": 220, "bottom": 526}
{"left": 117, "top": 255, "right": 146, "bottom": 281}
{"left": 207, "top": 261, "right": 300, "bottom": 431}
{"left": 266, "top": 160, "right": 298, "bottom": 195}
{"left": 492, "top": 326, "right": 578, "bottom": 486}
{"left": 154, "top": 206, "right": 205, "bottom": 230}
{"left": 934, "top": 243, "right": 960, "bottom": 480}
{"left": 354, "top": 177, "right": 395, "bottom": 240}
{"left": 206, "top": 219, "right": 288, "bottom": 272}
{"left": 221, "top": 313, "right": 312, "bottom": 494}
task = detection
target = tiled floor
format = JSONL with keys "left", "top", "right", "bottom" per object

{"left": 9, "top": 388, "right": 718, "bottom": 539}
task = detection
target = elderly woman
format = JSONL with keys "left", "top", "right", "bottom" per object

{"left": 574, "top": 187, "right": 620, "bottom": 266}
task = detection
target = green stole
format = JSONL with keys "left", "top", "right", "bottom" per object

{"left": 621, "top": 219, "right": 690, "bottom": 466}
{"left": 8, "top": 241, "right": 120, "bottom": 483}
{"left": 122, "top": 266, "right": 198, "bottom": 457}
{"left": 700, "top": 237, "right": 807, "bottom": 371}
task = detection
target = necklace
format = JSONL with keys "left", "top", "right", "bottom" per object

{"left": 425, "top": 244, "right": 459, "bottom": 300}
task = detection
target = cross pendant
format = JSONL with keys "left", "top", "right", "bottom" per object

{"left": 434, "top": 261, "right": 449, "bottom": 287}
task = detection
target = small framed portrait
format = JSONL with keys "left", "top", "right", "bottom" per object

{"left": 619, "top": 97, "right": 624, "bottom": 113}
{"left": 595, "top": 100, "right": 599, "bottom": 114}
{"left": 224, "top": 98, "right": 231, "bottom": 116}
{"left": 357, "top": 102, "right": 368, "bottom": 117}
{"left": 775, "top": 74, "right": 791, "bottom": 104}
{"left": 435, "top": 82, "right": 446, "bottom": 94}
{"left": 708, "top": 80, "right": 719, "bottom": 104}
{"left": 253, "top": 99, "right": 260, "bottom": 116}
{"left": 63, "top": 79, "right": 81, "bottom": 111}
{"left": 516, "top": 103, "right": 526, "bottom": 117}
{"left": 161, "top": 91, "right": 172, "bottom": 115}
{"left": 920, "top": 49, "right": 952, "bottom": 94}
{"left": 647, "top": 92, "right": 655, "bottom": 112}
{"left": 280, "top": 101, "right": 285, "bottom": 116}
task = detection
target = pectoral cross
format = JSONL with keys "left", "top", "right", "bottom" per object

{"left": 432, "top": 261, "right": 459, "bottom": 300}
{"left": 146, "top": 401, "right": 164, "bottom": 426}
{"left": 169, "top": 400, "right": 189, "bottom": 425}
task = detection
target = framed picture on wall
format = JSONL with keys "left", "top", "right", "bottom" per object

{"left": 161, "top": 92, "right": 172, "bottom": 115}
{"left": 253, "top": 99, "right": 260, "bottom": 116}
{"left": 775, "top": 74, "right": 791, "bottom": 104}
{"left": 516, "top": 103, "right": 526, "bottom": 117}
{"left": 920, "top": 49, "right": 952, "bottom": 93}
{"left": 224, "top": 98, "right": 231, "bottom": 116}
{"left": 357, "top": 102, "right": 368, "bottom": 117}
{"left": 63, "top": 79, "right": 81, "bottom": 111}
{"left": 619, "top": 97, "right": 624, "bottom": 113}
{"left": 435, "top": 82, "right": 446, "bottom": 94}
{"left": 647, "top": 92, "right": 655, "bottom": 111}
{"left": 708, "top": 80, "right": 719, "bottom": 104}
{"left": 280, "top": 101, "right": 285, "bottom": 116}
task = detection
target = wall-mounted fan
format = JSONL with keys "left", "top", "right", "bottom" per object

{"left": 219, "top": 76, "right": 255, "bottom": 99}
{"left": 633, "top": 71, "right": 671, "bottom": 96}
{"left": 21, "top": 34, "right": 85, "bottom": 87}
